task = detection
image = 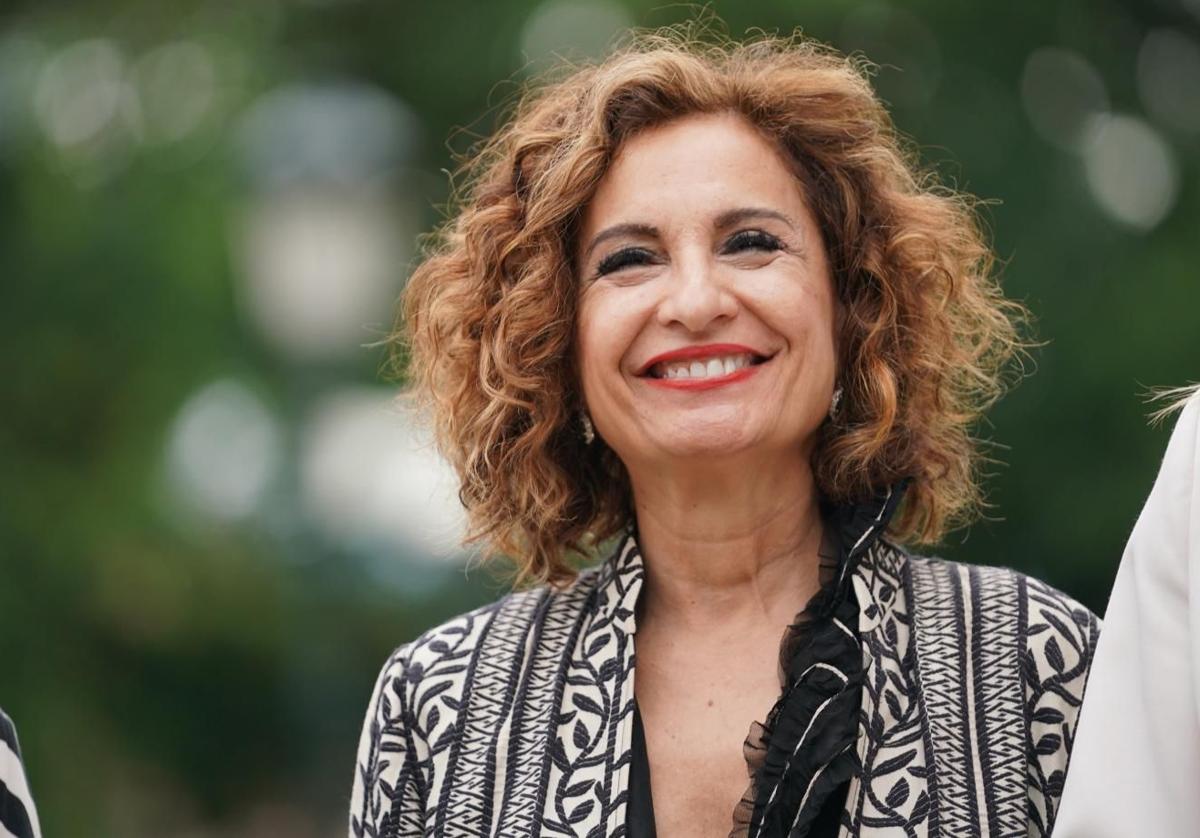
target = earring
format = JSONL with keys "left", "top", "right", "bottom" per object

{"left": 580, "top": 410, "right": 595, "bottom": 445}
{"left": 829, "top": 386, "right": 843, "bottom": 420}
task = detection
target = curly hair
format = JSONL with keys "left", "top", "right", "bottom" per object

{"left": 397, "top": 26, "right": 1028, "bottom": 587}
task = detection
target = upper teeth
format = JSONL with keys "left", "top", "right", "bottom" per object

{"left": 653, "top": 354, "right": 755, "bottom": 380}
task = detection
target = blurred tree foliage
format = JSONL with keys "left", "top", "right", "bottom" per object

{"left": 0, "top": 0, "right": 1196, "bottom": 835}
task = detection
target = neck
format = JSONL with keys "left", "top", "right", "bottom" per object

{"left": 626, "top": 451, "right": 825, "bottom": 634}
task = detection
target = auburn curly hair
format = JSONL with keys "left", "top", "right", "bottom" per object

{"left": 397, "top": 26, "right": 1027, "bottom": 587}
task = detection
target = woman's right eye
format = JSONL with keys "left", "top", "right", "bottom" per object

{"left": 596, "top": 247, "right": 653, "bottom": 276}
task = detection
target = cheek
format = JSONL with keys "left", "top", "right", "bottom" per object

{"left": 757, "top": 272, "right": 837, "bottom": 346}
{"left": 756, "top": 279, "right": 839, "bottom": 408}
{"left": 801, "top": 304, "right": 839, "bottom": 382}
{"left": 574, "top": 290, "right": 625, "bottom": 403}
{"left": 574, "top": 318, "right": 598, "bottom": 405}
{"left": 575, "top": 286, "right": 656, "bottom": 430}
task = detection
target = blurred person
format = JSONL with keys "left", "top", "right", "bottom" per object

{"left": 350, "top": 27, "right": 1099, "bottom": 837}
{"left": 0, "top": 710, "right": 42, "bottom": 838}
{"left": 1054, "top": 385, "right": 1200, "bottom": 836}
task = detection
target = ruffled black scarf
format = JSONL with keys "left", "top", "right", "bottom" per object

{"left": 731, "top": 483, "right": 907, "bottom": 837}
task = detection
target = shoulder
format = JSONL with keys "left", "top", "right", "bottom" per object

{"left": 373, "top": 564, "right": 605, "bottom": 703}
{"left": 362, "top": 570, "right": 604, "bottom": 739}
{"left": 905, "top": 553, "right": 1100, "bottom": 659}
{"left": 350, "top": 567, "right": 605, "bottom": 835}
{"left": 904, "top": 554, "right": 1100, "bottom": 832}
{"left": 905, "top": 554, "right": 1101, "bottom": 695}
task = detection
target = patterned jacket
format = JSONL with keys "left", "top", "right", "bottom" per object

{"left": 350, "top": 535, "right": 1099, "bottom": 837}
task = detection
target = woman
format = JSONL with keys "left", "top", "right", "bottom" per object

{"left": 1054, "top": 386, "right": 1200, "bottom": 836}
{"left": 350, "top": 29, "right": 1099, "bottom": 837}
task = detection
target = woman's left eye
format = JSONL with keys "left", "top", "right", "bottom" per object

{"left": 724, "top": 230, "right": 783, "bottom": 254}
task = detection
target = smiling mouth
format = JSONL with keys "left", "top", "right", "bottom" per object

{"left": 645, "top": 351, "right": 770, "bottom": 381}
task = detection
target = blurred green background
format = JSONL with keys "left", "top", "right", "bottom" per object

{"left": 1, "top": 0, "right": 1196, "bottom": 835}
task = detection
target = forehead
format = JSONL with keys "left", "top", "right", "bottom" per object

{"left": 580, "top": 111, "right": 806, "bottom": 236}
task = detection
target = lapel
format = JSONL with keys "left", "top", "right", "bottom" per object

{"left": 843, "top": 542, "right": 935, "bottom": 836}
{"left": 847, "top": 545, "right": 1034, "bottom": 837}
{"left": 541, "top": 533, "right": 644, "bottom": 835}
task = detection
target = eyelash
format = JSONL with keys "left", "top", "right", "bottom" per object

{"left": 594, "top": 230, "right": 783, "bottom": 277}
{"left": 596, "top": 247, "right": 651, "bottom": 276}
{"left": 726, "top": 230, "right": 782, "bottom": 254}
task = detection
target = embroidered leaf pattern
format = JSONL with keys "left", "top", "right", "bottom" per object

{"left": 1045, "top": 636, "right": 1066, "bottom": 674}
{"left": 1022, "top": 578, "right": 1101, "bottom": 837}
{"left": 851, "top": 544, "right": 934, "bottom": 832}
{"left": 886, "top": 777, "right": 910, "bottom": 809}
{"left": 346, "top": 534, "right": 1099, "bottom": 838}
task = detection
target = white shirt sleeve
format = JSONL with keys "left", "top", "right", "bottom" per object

{"left": 1055, "top": 390, "right": 1200, "bottom": 836}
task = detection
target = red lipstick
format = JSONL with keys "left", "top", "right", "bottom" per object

{"left": 637, "top": 343, "right": 770, "bottom": 391}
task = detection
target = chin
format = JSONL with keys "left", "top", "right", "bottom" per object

{"left": 645, "top": 421, "right": 763, "bottom": 461}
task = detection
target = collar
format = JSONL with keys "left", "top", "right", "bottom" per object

{"left": 591, "top": 527, "right": 645, "bottom": 634}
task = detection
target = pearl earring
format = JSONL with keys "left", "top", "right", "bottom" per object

{"left": 829, "top": 386, "right": 843, "bottom": 420}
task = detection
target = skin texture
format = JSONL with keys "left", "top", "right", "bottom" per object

{"left": 575, "top": 112, "right": 839, "bottom": 837}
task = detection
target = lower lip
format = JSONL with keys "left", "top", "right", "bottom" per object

{"left": 642, "top": 363, "right": 763, "bottom": 391}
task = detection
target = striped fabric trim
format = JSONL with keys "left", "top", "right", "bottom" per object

{"left": 493, "top": 580, "right": 594, "bottom": 834}
{"left": 442, "top": 589, "right": 547, "bottom": 837}
{"left": 966, "top": 565, "right": 1026, "bottom": 834}
{"left": 0, "top": 712, "right": 41, "bottom": 838}
{"left": 908, "top": 558, "right": 1038, "bottom": 838}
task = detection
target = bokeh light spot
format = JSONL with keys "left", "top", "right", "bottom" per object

{"left": 233, "top": 189, "right": 409, "bottom": 361}
{"left": 300, "top": 388, "right": 467, "bottom": 562}
{"left": 132, "top": 40, "right": 218, "bottom": 144}
{"left": 1082, "top": 114, "right": 1179, "bottom": 231}
{"left": 34, "top": 39, "right": 126, "bottom": 148}
{"left": 518, "top": 0, "right": 633, "bottom": 73}
{"left": 165, "top": 379, "right": 283, "bottom": 522}
{"left": 1021, "top": 47, "right": 1110, "bottom": 151}
{"left": 234, "top": 80, "right": 418, "bottom": 191}
{"left": 1137, "top": 29, "right": 1200, "bottom": 134}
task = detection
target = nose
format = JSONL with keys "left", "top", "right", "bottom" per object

{"left": 654, "top": 253, "right": 738, "bottom": 333}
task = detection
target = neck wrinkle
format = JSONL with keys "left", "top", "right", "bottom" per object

{"left": 628, "top": 463, "right": 825, "bottom": 632}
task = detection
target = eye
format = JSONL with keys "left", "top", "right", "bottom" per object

{"left": 596, "top": 246, "right": 654, "bottom": 276}
{"left": 724, "top": 230, "right": 782, "bottom": 254}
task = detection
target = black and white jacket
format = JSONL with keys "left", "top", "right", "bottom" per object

{"left": 1, "top": 710, "right": 42, "bottom": 838}
{"left": 350, "top": 527, "right": 1099, "bottom": 837}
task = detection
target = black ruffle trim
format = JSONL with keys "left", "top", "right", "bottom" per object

{"left": 730, "top": 575, "right": 862, "bottom": 837}
{"left": 730, "top": 482, "right": 909, "bottom": 838}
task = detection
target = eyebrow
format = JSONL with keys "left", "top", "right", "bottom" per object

{"left": 714, "top": 206, "right": 798, "bottom": 231}
{"left": 582, "top": 222, "right": 658, "bottom": 262}
{"left": 582, "top": 206, "right": 799, "bottom": 262}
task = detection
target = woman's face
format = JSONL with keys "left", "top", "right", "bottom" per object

{"left": 575, "top": 111, "right": 838, "bottom": 474}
